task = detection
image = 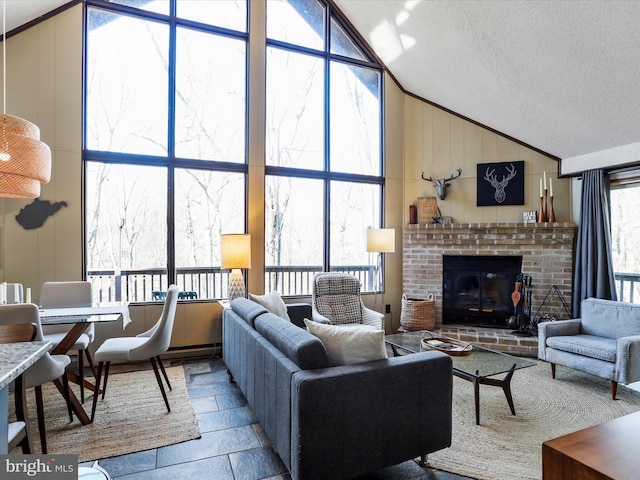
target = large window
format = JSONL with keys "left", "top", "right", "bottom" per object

{"left": 85, "top": 0, "right": 247, "bottom": 302}
{"left": 264, "top": 0, "right": 384, "bottom": 295}
{"left": 611, "top": 178, "right": 640, "bottom": 303}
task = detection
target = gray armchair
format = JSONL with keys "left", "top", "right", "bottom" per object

{"left": 538, "top": 297, "right": 640, "bottom": 399}
{"left": 311, "top": 272, "right": 384, "bottom": 329}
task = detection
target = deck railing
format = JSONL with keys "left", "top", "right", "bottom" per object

{"left": 614, "top": 272, "right": 640, "bottom": 303}
{"left": 88, "top": 265, "right": 377, "bottom": 302}
{"left": 89, "top": 268, "right": 639, "bottom": 305}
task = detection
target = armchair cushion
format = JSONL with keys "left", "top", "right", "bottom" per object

{"left": 304, "top": 319, "right": 387, "bottom": 366}
{"left": 315, "top": 294, "right": 362, "bottom": 325}
{"left": 546, "top": 334, "right": 617, "bottom": 362}
{"left": 314, "top": 272, "right": 361, "bottom": 296}
{"left": 581, "top": 297, "right": 640, "bottom": 338}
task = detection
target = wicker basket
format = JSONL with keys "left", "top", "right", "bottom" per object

{"left": 400, "top": 293, "right": 435, "bottom": 331}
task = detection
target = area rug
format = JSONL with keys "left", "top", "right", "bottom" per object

{"left": 427, "top": 361, "right": 640, "bottom": 480}
{"left": 18, "top": 366, "right": 201, "bottom": 462}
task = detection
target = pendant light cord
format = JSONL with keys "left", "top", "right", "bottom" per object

{"left": 1, "top": 0, "right": 8, "bottom": 161}
{"left": 2, "top": 0, "right": 5, "bottom": 116}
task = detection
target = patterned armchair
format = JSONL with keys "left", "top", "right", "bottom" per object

{"left": 311, "top": 272, "right": 384, "bottom": 330}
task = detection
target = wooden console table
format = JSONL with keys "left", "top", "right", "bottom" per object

{"left": 542, "top": 410, "right": 640, "bottom": 479}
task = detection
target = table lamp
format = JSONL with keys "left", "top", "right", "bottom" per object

{"left": 366, "top": 228, "right": 395, "bottom": 313}
{"left": 221, "top": 234, "right": 251, "bottom": 301}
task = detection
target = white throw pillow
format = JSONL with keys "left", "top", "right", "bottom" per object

{"left": 303, "top": 319, "right": 388, "bottom": 366}
{"left": 249, "top": 292, "right": 291, "bottom": 322}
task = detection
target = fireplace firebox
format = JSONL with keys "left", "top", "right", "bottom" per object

{"left": 443, "top": 255, "right": 523, "bottom": 327}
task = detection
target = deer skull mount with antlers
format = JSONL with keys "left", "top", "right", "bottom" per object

{"left": 421, "top": 168, "right": 462, "bottom": 200}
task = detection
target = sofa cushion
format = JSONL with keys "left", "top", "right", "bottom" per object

{"left": 303, "top": 319, "right": 388, "bottom": 366}
{"left": 546, "top": 334, "right": 617, "bottom": 362}
{"left": 580, "top": 298, "right": 640, "bottom": 339}
{"left": 249, "top": 292, "right": 291, "bottom": 322}
{"left": 255, "top": 313, "right": 330, "bottom": 370}
{"left": 230, "top": 297, "right": 269, "bottom": 328}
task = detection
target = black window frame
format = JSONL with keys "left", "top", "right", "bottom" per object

{"left": 82, "top": 0, "right": 249, "bottom": 297}
{"left": 264, "top": 0, "right": 385, "bottom": 274}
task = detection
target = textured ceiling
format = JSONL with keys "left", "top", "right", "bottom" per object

{"left": 334, "top": 0, "right": 640, "bottom": 164}
{"left": 5, "top": 1, "right": 640, "bottom": 167}
{"left": 0, "top": 1, "right": 68, "bottom": 32}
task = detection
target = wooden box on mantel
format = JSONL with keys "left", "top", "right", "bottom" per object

{"left": 417, "top": 197, "right": 439, "bottom": 224}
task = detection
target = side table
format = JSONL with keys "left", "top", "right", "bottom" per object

{"left": 542, "top": 410, "right": 640, "bottom": 479}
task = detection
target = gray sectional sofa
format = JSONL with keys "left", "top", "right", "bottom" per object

{"left": 223, "top": 297, "right": 453, "bottom": 480}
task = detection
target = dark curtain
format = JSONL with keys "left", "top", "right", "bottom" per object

{"left": 572, "top": 169, "right": 617, "bottom": 316}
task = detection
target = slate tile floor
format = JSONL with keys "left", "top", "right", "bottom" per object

{"left": 87, "top": 356, "right": 470, "bottom": 480}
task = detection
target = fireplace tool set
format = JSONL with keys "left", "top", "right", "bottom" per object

{"left": 532, "top": 284, "right": 572, "bottom": 326}
{"left": 508, "top": 274, "right": 534, "bottom": 336}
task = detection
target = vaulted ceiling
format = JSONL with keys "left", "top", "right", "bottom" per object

{"left": 5, "top": 1, "right": 640, "bottom": 172}
{"left": 1, "top": 0, "right": 69, "bottom": 32}
{"left": 334, "top": 0, "right": 640, "bottom": 172}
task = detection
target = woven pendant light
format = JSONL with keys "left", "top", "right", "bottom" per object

{"left": 0, "top": 114, "right": 51, "bottom": 198}
{"left": 0, "top": 1, "right": 51, "bottom": 199}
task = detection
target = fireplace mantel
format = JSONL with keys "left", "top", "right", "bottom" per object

{"left": 402, "top": 222, "right": 577, "bottom": 328}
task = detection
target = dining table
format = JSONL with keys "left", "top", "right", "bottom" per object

{"left": 38, "top": 304, "right": 132, "bottom": 425}
{"left": 0, "top": 341, "right": 52, "bottom": 453}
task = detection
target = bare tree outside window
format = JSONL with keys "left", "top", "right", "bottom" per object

{"left": 86, "top": 11, "right": 169, "bottom": 155}
{"left": 84, "top": 0, "right": 382, "bottom": 300}
{"left": 85, "top": 1, "right": 248, "bottom": 302}
{"left": 264, "top": 0, "right": 384, "bottom": 294}
{"left": 611, "top": 183, "right": 640, "bottom": 303}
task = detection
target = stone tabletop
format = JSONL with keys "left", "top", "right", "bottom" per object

{"left": 0, "top": 341, "right": 52, "bottom": 390}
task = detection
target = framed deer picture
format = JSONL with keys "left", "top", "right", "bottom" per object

{"left": 477, "top": 161, "right": 525, "bottom": 206}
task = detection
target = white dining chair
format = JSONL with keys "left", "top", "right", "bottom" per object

{"left": 91, "top": 285, "right": 178, "bottom": 421}
{"left": 0, "top": 304, "right": 72, "bottom": 454}
{"left": 40, "top": 281, "right": 95, "bottom": 403}
{"left": 0, "top": 323, "right": 37, "bottom": 453}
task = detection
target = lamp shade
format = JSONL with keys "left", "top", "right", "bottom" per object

{"left": 220, "top": 234, "right": 252, "bottom": 269}
{"left": 366, "top": 228, "right": 395, "bottom": 253}
{"left": 0, "top": 113, "right": 52, "bottom": 198}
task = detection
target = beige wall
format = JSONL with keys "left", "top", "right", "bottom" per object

{"left": 1, "top": 6, "right": 84, "bottom": 300}
{"left": 246, "top": 0, "right": 267, "bottom": 299}
{"left": 379, "top": 73, "right": 404, "bottom": 330}
{"left": 403, "top": 95, "right": 571, "bottom": 225}
{"left": 0, "top": 3, "right": 571, "bottom": 336}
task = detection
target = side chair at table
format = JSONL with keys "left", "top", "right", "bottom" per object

{"left": 0, "top": 323, "right": 38, "bottom": 453}
{"left": 0, "top": 304, "right": 73, "bottom": 454}
{"left": 91, "top": 285, "right": 178, "bottom": 421}
{"left": 40, "top": 281, "right": 95, "bottom": 403}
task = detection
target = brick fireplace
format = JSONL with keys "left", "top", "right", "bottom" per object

{"left": 402, "top": 222, "right": 577, "bottom": 356}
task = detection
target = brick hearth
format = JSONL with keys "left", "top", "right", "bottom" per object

{"left": 434, "top": 324, "right": 538, "bottom": 357}
{"left": 402, "top": 222, "right": 577, "bottom": 335}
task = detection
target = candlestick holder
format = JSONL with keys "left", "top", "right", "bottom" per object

{"left": 539, "top": 191, "right": 548, "bottom": 223}
{"left": 549, "top": 195, "right": 556, "bottom": 223}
